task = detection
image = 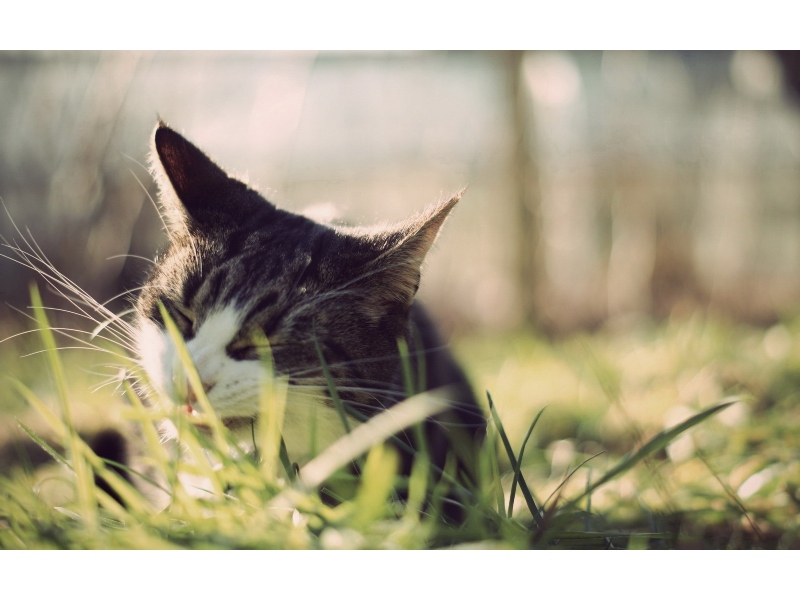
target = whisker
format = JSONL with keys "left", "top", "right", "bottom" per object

{"left": 283, "top": 368, "right": 486, "bottom": 420}
{"left": 2, "top": 243, "right": 138, "bottom": 346}
{"left": 285, "top": 288, "right": 361, "bottom": 317}
{"left": 91, "top": 309, "right": 137, "bottom": 340}
{"left": 21, "top": 326, "right": 137, "bottom": 363}
{"left": 127, "top": 165, "right": 170, "bottom": 235}
{"left": 283, "top": 343, "right": 454, "bottom": 379}
{"left": 0, "top": 327, "right": 43, "bottom": 346}
{"left": 0, "top": 319, "right": 134, "bottom": 360}
{"left": 3, "top": 227, "right": 134, "bottom": 322}
{"left": 99, "top": 286, "right": 147, "bottom": 308}
{"left": 21, "top": 346, "right": 130, "bottom": 359}
{"left": 17, "top": 305, "right": 136, "bottom": 350}
{"left": 106, "top": 253, "right": 156, "bottom": 266}
{"left": 285, "top": 386, "right": 390, "bottom": 415}
{"left": 37, "top": 325, "right": 137, "bottom": 355}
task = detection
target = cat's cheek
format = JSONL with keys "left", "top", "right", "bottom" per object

{"left": 205, "top": 361, "right": 267, "bottom": 418}
{"left": 135, "top": 319, "right": 176, "bottom": 402}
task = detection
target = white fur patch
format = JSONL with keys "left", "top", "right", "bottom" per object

{"left": 136, "top": 305, "right": 243, "bottom": 408}
{"left": 136, "top": 303, "right": 358, "bottom": 463}
{"left": 136, "top": 318, "right": 173, "bottom": 396}
{"left": 185, "top": 306, "right": 241, "bottom": 391}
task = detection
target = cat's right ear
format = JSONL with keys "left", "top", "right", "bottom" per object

{"left": 150, "top": 121, "right": 272, "bottom": 235}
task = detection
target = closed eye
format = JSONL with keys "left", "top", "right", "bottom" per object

{"left": 164, "top": 301, "right": 195, "bottom": 335}
{"left": 175, "top": 304, "right": 195, "bottom": 323}
{"left": 227, "top": 332, "right": 272, "bottom": 360}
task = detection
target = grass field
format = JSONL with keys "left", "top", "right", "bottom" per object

{"left": 1, "top": 298, "right": 798, "bottom": 550}
{"left": 457, "top": 315, "right": 800, "bottom": 549}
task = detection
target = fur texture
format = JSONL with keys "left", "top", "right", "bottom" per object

{"left": 136, "top": 122, "right": 485, "bottom": 476}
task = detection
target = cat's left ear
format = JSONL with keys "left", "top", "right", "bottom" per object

{"left": 366, "top": 190, "right": 464, "bottom": 311}
{"left": 150, "top": 121, "right": 273, "bottom": 235}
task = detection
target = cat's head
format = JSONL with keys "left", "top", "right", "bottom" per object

{"left": 135, "top": 122, "right": 461, "bottom": 452}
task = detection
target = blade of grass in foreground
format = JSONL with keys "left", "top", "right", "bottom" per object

{"left": 343, "top": 390, "right": 497, "bottom": 523}
{"left": 485, "top": 419, "right": 506, "bottom": 517}
{"left": 508, "top": 407, "right": 545, "bottom": 517}
{"left": 314, "top": 335, "right": 352, "bottom": 435}
{"left": 15, "top": 420, "right": 70, "bottom": 469}
{"left": 253, "top": 332, "right": 289, "bottom": 485}
{"left": 487, "top": 392, "right": 544, "bottom": 527}
{"left": 696, "top": 448, "right": 763, "bottom": 542}
{"left": 14, "top": 378, "right": 154, "bottom": 518}
{"left": 29, "top": 284, "right": 98, "bottom": 532}
{"left": 570, "top": 400, "right": 735, "bottom": 505}
{"left": 544, "top": 451, "right": 605, "bottom": 510}
{"left": 350, "top": 444, "right": 400, "bottom": 528}
{"left": 287, "top": 393, "right": 450, "bottom": 493}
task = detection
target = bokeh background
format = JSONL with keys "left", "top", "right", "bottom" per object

{"left": 4, "top": 51, "right": 800, "bottom": 547}
{"left": 3, "top": 50, "right": 800, "bottom": 337}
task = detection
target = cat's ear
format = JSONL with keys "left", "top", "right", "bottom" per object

{"left": 150, "top": 121, "right": 273, "bottom": 234}
{"left": 365, "top": 190, "right": 463, "bottom": 314}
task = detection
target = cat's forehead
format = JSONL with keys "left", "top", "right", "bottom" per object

{"left": 164, "top": 220, "right": 368, "bottom": 310}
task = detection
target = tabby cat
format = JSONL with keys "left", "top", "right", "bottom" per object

{"left": 132, "top": 123, "right": 485, "bottom": 495}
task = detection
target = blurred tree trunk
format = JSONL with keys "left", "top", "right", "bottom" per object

{"left": 508, "top": 51, "right": 544, "bottom": 330}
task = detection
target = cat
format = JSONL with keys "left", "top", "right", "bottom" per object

{"left": 128, "top": 122, "right": 485, "bottom": 503}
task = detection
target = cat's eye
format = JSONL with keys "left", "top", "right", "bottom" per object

{"left": 175, "top": 304, "right": 195, "bottom": 323}
{"left": 166, "top": 303, "right": 195, "bottom": 334}
{"left": 174, "top": 304, "right": 195, "bottom": 323}
{"left": 227, "top": 334, "right": 272, "bottom": 360}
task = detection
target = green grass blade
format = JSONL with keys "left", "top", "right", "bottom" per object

{"left": 121, "top": 381, "right": 171, "bottom": 466}
{"left": 17, "top": 398, "right": 155, "bottom": 517}
{"left": 485, "top": 424, "right": 507, "bottom": 517}
{"left": 585, "top": 467, "right": 592, "bottom": 531}
{"left": 256, "top": 366, "right": 288, "bottom": 484}
{"left": 96, "top": 457, "right": 169, "bottom": 497}
{"left": 410, "top": 326, "right": 427, "bottom": 401}
{"left": 508, "top": 406, "right": 545, "bottom": 517}
{"left": 573, "top": 400, "right": 734, "bottom": 504}
{"left": 279, "top": 437, "right": 296, "bottom": 482}
{"left": 487, "top": 392, "right": 543, "bottom": 527}
{"left": 290, "top": 393, "right": 450, "bottom": 492}
{"left": 404, "top": 451, "right": 430, "bottom": 517}
{"left": 16, "top": 420, "right": 70, "bottom": 470}
{"left": 157, "top": 302, "right": 230, "bottom": 458}
{"left": 10, "top": 377, "right": 69, "bottom": 439}
{"left": 29, "top": 284, "right": 97, "bottom": 530}
{"left": 313, "top": 335, "right": 352, "bottom": 436}
{"left": 350, "top": 444, "right": 400, "bottom": 528}
{"left": 345, "top": 398, "right": 494, "bottom": 520}
{"left": 544, "top": 451, "right": 605, "bottom": 509}
{"left": 397, "top": 337, "right": 416, "bottom": 396}
{"left": 696, "top": 449, "right": 763, "bottom": 541}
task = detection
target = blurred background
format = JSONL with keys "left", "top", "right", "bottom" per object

{"left": 3, "top": 50, "right": 800, "bottom": 338}
{"left": 4, "top": 51, "right": 800, "bottom": 546}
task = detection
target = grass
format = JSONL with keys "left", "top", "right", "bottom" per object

{"left": 1, "top": 290, "right": 797, "bottom": 549}
{"left": 457, "top": 314, "right": 800, "bottom": 548}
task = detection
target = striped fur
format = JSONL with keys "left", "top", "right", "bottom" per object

{"left": 137, "top": 122, "right": 485, "bottom": 473}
